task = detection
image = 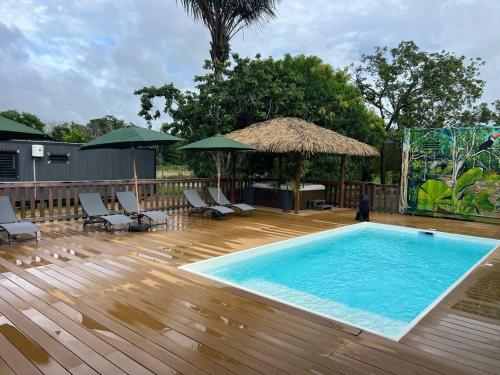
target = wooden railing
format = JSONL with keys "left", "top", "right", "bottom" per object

{"left": 307, "top": 180, "right": 400, "bottom": 213}
{"left": 0, "top": 178, "right": 399, "bottom": 222}
{"left": 0, "top": 178, "right": 248, "bottom": 222}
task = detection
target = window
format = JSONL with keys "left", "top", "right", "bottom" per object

{"left": 48, "top": 153, "right": 70, "bottom": 164}
{"left": 0, "top": 150, "right": 19, "bottom": 180}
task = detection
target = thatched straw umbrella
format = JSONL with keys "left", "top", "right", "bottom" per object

{"left": 225, "top": 117, "right": 379, "bottom": 213}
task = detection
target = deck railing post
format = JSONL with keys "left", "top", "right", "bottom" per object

{"left": 338, "top": 155, "right": 346, "bottom": 208}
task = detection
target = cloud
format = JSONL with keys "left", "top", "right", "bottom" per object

{"left": 0, "top": 0, "right": 498, "bottom": 128}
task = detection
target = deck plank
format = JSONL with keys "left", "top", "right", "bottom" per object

{"left": 0, "top": 209, "right": 498, "bottom": 374}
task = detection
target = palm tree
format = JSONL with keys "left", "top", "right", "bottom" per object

{"left": 177, "top": 0, "right": 278, "bottom": 134}
{"left": 177, "top": 0, "right": 279, "bottom": 70}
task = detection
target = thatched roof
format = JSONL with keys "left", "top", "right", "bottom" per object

{"left": 225, "top": 117, "right": 379, "bottom": 156}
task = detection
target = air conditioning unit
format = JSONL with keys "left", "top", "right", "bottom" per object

{"left": 32, "top": 144, "right": 44, "bottom": 158}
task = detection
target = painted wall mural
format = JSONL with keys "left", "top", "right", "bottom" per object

{"left": 400, "top": 126, "right": 499, "bottom": 221}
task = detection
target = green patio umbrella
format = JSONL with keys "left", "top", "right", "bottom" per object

{"left": 179, "top": 135, "right": 255, "bottom": 202}
{"left": 80, "top": 126, "right": 184, "bottom": 217}
{"left": 0, "top": 116, "right": 51, "bottom": 140}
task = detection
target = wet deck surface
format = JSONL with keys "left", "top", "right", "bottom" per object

{"left": 0, "top": 208, "right": 498, "bottom": 374}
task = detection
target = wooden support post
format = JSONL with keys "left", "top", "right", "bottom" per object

{"left": 339, "top": 155, "right": 346, "bottom": 208}
{"left": 278, "top": 154, "right": 283, "bottom": 184}
{"left": 294, "top": 151, "right": 302, "bottom": 214}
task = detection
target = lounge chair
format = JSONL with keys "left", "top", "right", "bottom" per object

{"left": 208, "top": 187, "right": 255, "bottom": 212}
{"left": 79, "top": 193, "right": 131, "bottom": 231}
{"left": 116, "top": 191, "right": 168, "bottom": 226}
{"left": 0, "top": 196, "right": 40, "bottom": 245}
{"left": 183, "top": 189, "right": 234, "bottom": 217}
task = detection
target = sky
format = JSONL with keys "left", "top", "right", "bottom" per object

{"left": 1, "top": 0, "right": 499, "bottom": 129}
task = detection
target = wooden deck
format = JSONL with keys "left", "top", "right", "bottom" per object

{"left": 0, "top": 208, "right": 498, "bottom": 375}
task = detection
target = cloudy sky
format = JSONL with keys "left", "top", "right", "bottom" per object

{"left": 1, "top": 0, "right": 499, "bottom": 129}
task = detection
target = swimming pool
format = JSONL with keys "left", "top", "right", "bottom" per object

{"left": 180, "top": 222, "right": 499, "bottom": 341}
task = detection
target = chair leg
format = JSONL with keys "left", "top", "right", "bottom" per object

{"left": 212, "top": 210, "right": 223, "bottom": 219}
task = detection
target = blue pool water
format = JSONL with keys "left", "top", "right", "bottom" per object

{"left": 181, "top": 223, "right": 498, "bottom": 340}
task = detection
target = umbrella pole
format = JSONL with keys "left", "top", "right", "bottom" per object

{"left": 132, "top": 146, "right": 141, "bottom": 222}
{"left": 216, "top": 151, "right": 221, "bottom": 203}
{"left": 230, "top": 151, "right": 236, "bottom": 202}
{"left": 294, "top": 151, "right": 302, "bottom": 214}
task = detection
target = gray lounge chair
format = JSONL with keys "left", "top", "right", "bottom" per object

{"left": 79, "top": 193, "right": 131, "bottom": 231}
{"left": 183, "top": 189, "right": 234, "bottom": 217}
{"left": 116, "top": 191, "right": 168, "bottom": 226}
{"left": 0, "top": 196, "right": 39, "bottom": 245}
{"left": 208, "top": 187, "right": 255, "bottom": 212}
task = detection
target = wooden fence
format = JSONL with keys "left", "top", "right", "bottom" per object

{"left": 308, "top": 180, "right": 400, "bottom": 212}
{"left": 0, "top": 178, "right": 399, "bottom": 222}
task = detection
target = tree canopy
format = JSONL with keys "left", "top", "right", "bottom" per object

{"left": 0, "top": 109, "right": 46, "bottom": 132}
{"left": 87, "top": 115, "right": 127, "bottom": 138}
{"left": 50, "top": 115, "right": 127, "bottom": 143}
{"left": 136, "top": 53, "right": 384, "bottom": 180}
{"left": 177, "top": 0, "right": 279, "bottom": 67}
{"left": 51, "top": 122, "right": 92, "bottom": 143}
{"left": 354, "top": 41, "right": 491, "bottom": 183}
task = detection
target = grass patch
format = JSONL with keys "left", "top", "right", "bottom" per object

{"left": 156, "top": 163, "right": 193, "bottom": 178}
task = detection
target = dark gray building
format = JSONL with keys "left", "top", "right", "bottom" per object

{"left": 0, "top": 140, "right": 156, "bottom": 182}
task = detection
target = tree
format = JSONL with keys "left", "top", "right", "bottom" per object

{"left": 52, "top": 116, "right": 127, "bottom": 143}
{"left": 354, "top": 41, "right": 486, "bottom": 183}
{"left": 136, "top": 54, "right": 384, "bottom": 180}
{"left": 176, "top": 0, "right": 279, "bottom": 133}
{"left": 86, "top": 115, "right": 126, "bottom": 138}
{"left": 488, "top": 100, "right": 500, "bottom": 124}
{"left": 0, "top": 109, "right": 46, "bottom": 132}
{"left": 177, "top": 0, "right": 279, "bottom": 69}
{"left": 51, "top": 122, "right": 91, "bottom": 143}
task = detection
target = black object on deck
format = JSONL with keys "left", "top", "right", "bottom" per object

{"left": 355, "top": 195, "right": 370, "bottom": 221}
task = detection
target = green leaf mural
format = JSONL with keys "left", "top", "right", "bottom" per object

{"left": 460, "top": 190, "right": 477, "bottom": 215}
{"left": 406, "top": 126, "right": 499, "bottom": 220}
{"left": 417, "top": 169, "right": 494, "bottom": 215}
{"left": 455, "top": 167, "right": 483, "bottom": 197}
{"left": 417, "top": 179, "right": 453, "bottom": 212}
{"left": 474, "top": 190, "right": 495, "bottom": 212}
{"left": 483, "top": 172, "right": 499, "bottom": 185}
